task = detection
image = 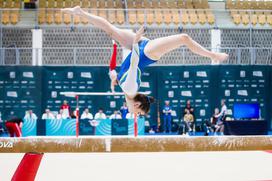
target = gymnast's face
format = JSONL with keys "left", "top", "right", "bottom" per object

{"left": 133, "top": 102, "right": 145, "bottom": 115}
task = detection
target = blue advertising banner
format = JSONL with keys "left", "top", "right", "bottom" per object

{"left": 22, "top": 119, "right": 37, "bottom": 137}
{"left": 128, "top": 117, "right": 145, "bottom": 136}
{"left": 46, "top": 119, "right": 76, "bottom": 136}
{"left": 45, "top": 118, "right": 145, "bottom": 136}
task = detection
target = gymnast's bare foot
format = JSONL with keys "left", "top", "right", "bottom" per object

{"left": 211, "top": 52, "right": 229, "bottom": 65}
{"left": 61, "top": 6, "right": 82, "bottom": 15}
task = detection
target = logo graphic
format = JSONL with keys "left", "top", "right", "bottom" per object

{"left": 0, "top": 141, "right": 13, "bottom": 148}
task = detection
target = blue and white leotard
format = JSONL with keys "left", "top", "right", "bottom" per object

{"left": 117, "top": 39, "right": 156, "bottom": 96}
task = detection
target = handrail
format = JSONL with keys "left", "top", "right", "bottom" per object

{"left": 0, "top": 46, "right": 271, "bottom": 65}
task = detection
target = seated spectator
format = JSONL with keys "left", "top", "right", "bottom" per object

{"left": 71, "top": 109, "right": 77, "bottom": 119}
{"left": 184, "top": 100, "right": 194, "bottom": 117}
{"left": 24, "top": 110, "right": 37, "bottom": 121}
{"left": 81, "top": 108, "right": 94, "bottom": 119}
{"left": 204, "top": 108, "right": 219, "bottom": 135}
{"left": 5, "top": 117, "right": 23, "bottom": 137}
{"left": 126, "top": 112, "right": 135, "bottom": 119}
{"left": 183, "top": 108, "right": 194, "bottom": 134}
{"left": 120, "top": 102, "right": 129, "bottom": 119}
{"left": 109, "top": 110, "right": 122, "bottom": 119}
{"left": 94, "top": 108, "right": 107, "bottom": 120}
{"left": 42, "top": 109, "right": 55, "bottom": 120}
{"left": 60, "top": 100, "right": 71, "bottom": 119}
{"left": 56, "top": 109, "right": 69, "bottom": 120}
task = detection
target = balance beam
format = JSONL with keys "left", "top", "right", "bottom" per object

{"left": 0, "top": 136, "right": 272, "bottom": 153}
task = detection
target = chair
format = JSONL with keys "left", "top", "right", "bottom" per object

{"left": 56, "top": 0, "right": 63, "bottom": 8}
{"left": 116, "top": 0, "right": 123, "bottom": 8}
{"left": 98, "top": 0, "right": 105, "bottom": 8}
{"left": 2, "top": 10, "right": 10, "bottom": 24}
{"left": 267, "top": 1, "right": 272, "bottom": 9}
{"left": 116, "top": 10, "right": 124, "bottom": 24}
{"left": 201, "top": 0, "right": 209, "bottom": 9}
{"left": 177, "top": 0, "right": 185, "bottom": 9}
{"left": 38, "top": 10, "right": 46, "bottom": 24}
{"left": 189, "top": 10, "right": 198, "bottom": 25}
{"left": 107, "top": 0, "right": 114, "bottom": 8}
{"left": 47, "top": 0, "right": 55, "bottom": 8}
{"left": 241, "top": 13, "right": 249, "bottom": 25}
{"left": 267, "top": 14, "right": 272, "bottom": 25}
{"left": 14, "top": 0, "right": 21, "bottom": 8}
{"left": 5, "top": 0, "right": 13, "bottom": 8}
{"left": 73, "top": 0, "right": 81, "bottom": 6}
{"left": 185, "top": 0, "right": 193, "bottom": 8}
{"left": 98, "top": 9, "right": 107, "bottom": 19}
{"left": 54, "top": 10, "right": 62, "bottom": 24}
{"left": 154, "top": 10, "right": 163, "bottom": 25}
{"left": 46, "top": 10, "right": 54, "bottom": 24}
{"left": 197, "top": 10, "right": 207, "bottom": 25}
{"left": 89, "top": 0, "right": 97, "bottom": 8}
{"left": 168, "top": 0, "right": 177, "bottom": 8}
{"left": 128, "top": 10, "right": 137, "bottom": 25}
{"left": 177, "top": 0, "right": 185, "bottom": 8}
{"left": 250, "top": 13, "right": 258, "bottom": 26}
{"left": 143, "top": 0, "right": 151, "bottom": 8}
{"left": 10, "top": 11, "right": 19, "bottom": 24}
{"left": 163, "top": 9, "right": 172, "bottom": 25}
{"left": 63, "top": 13, "right": 72, "bottom": 24}
{"left": 181, "top": 10, "right": 189, "bottom": 24}
{"left": 258, "top": 14, "right": 266, "bottom": 25}
{"left": 108, "top": 10, "right": 116, "bottom": 24}
{"left": 39, "top": 0, "right": 46, "bottom": 8}
{"left": 65, "top": 0, "right": 72, "bottom": 8}
{"left": 81, "top": 0, "right": 89, "bottom": 8}
{"left": 206, "top": 12, "right": 215, "bottom": 25}
{"left": 0, "top": 0, "right": 4, "bottom": 8}
{"left": 135, "top": 0, "right": 143, "bottom": 8}
{"left": 150, "top": 0, "right": 159, "bottom": 8}
{"left": 137, "top": 10, "right": 145, "bottom": 25}
{"left": 232, "top": 13, "right": 241, "bottom": 25}
{"left": 73, "top": 15, "right": 81, "bottom": 25}
{"left": 146, "top": 10, "right": 154, "bottom": 25}
{"left": 172, "top": 9, "right": 180, "bottom": 25}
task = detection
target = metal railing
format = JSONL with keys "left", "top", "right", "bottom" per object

{"left": 0, "top": 47, "right": 271, "bottom": 65}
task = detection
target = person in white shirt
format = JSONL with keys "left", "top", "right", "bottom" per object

{"left": 215, "top": 99, "right": 227, "bottom": 120}
{"left": 42, "top": 109, "right": 55, "bottom": 120}
{"left": 214, "top": 99, "right": 227, "bottom": 135}
{"left": 109, "top": 110, "right": 122, "bottom": 120}
{"left": 126, "top": 112, "right": 135, "bottom": 119}
{"left": 24, "top": 110, "right": 37, "bottom": 121}
{"left": 94, "top": 108, "right": 107, "bottom": 120}
{"left": 56, "top": 109, "right": 69, "bottom": 120}
{"left": 80, "top": 108, "right": 93, "bottom": 120}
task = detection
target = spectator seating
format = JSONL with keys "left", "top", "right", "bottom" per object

{"left": 226, "top": 0, "right": 272, "bottom": 26}
{"left": 38, "top": 0, "right": 125, "bottom": 25}
{"left": 37, "top": 0, "right": 214, "bottom": 25}
{"left": 127, "top": 0, "right": 215, "bottom": 25}
{"left": 1, "top": 0, "right": 21, "bottom": 25}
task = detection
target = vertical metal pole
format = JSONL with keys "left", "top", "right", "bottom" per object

{"left": 134, "top": 113, "right": 138, "bottom": 137}
{"left": 73, "top": 48, "right": 77, "bottom": 65}
{"left": 16, "top": 48, "right": 20, "bottom": 65}
{"left": 76, "top": 95, "right": 79, "bottom": 137}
